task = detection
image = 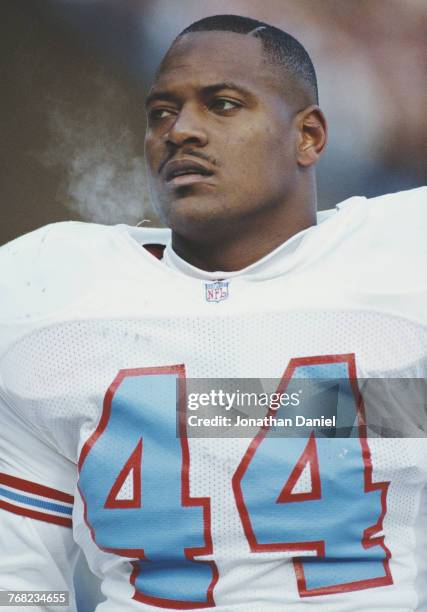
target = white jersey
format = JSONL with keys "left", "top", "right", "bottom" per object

{"left": 0, "top": 188, "right": 426, "bottom": 611}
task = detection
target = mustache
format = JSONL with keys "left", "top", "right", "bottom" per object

{"left": 158, "top": 149, "right": 219, "bottom": 175}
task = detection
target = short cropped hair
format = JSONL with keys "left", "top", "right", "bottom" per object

{"left": 178, "top": 14, "right": 318, "bottom": 106}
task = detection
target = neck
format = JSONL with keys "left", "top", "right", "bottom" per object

{"left": 171, "top": 189, "right": 317, "bottom": 272}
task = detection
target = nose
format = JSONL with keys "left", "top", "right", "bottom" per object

{"left": 166, "top": 104, "right": 208, "bottom": 148}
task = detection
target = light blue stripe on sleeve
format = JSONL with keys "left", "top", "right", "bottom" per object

{"left": 0, "top": 487, "right": 73, "bottom": 515}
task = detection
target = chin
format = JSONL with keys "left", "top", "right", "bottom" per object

{"left": 165, "top": 197, "right": 234, "bottom": 240}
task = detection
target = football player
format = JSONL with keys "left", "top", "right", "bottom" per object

{"left": 0, "top": 14, "right": 426, "bottom": 612}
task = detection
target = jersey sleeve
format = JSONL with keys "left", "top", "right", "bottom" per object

{"left": 0, "top": 394, "right": 79, "bottom": 610}
{"left": 0, "top": 224, "right": 82, "bottom": 609}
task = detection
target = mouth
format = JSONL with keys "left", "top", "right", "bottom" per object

{"left": 163, "top": 158, "right": 215, "bottom": 186}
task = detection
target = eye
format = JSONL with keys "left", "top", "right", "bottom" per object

{"left": 209, "top": 98, "right": 242, "bottom": 113}
{"left": 148, "top": 107, "right": 176, "bottom": 121}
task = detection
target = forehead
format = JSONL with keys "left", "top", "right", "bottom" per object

{"left": 153, "top": 31, "right": 277, "bottom": 94}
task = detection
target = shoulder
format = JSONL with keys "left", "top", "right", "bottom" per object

{"left": 368, "top": 185, "right": 426, "bottom": 208}
{"left": 338, "top": 186, "right": 426, "bottom": 230}
{"left": 366, "top": 185, "right": 425, "bottom": 226}
{"left": 0, "top": 220, "right": 114, "bottom": 268}
{"left": 365, "top": 186, "right": 424, "bottom": 253}
{"left": 0, "top": 222, "right": 115, "bottom": 324}
{"left": 332, "top": 187, "right": 427, "bottom": 325}
{"left": 0, "top": 220, "right": 118, "bottom": 259}
{"left": 0, "top": 222, "right": 170, "bottom": 350}
{"left": 0, "top": 221, "right": 170, "bottom": 263}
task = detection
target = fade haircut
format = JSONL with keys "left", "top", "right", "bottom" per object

{"left": 177, "top": 14, "right": 318, "bottom": 106}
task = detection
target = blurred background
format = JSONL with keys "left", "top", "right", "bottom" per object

{"left": 1, "top": 0, "right": 426, "bottom": 245}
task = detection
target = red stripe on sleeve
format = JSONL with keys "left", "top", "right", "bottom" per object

{"left": 0, "top": 500, "right": 72, "bottom": 528}
{"left": 0, "top": 473, "right": 74, "bottom": 504}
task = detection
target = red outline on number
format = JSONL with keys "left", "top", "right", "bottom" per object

{"left": 78, "top": 365, "right": 218, "bottom": 609}
{"left": 276, "top": 432, "right": 322, "bottom": 503}
{"left": 105, "top": 439, "right": 142, "bottom": 509}
{"left": 232, "top": 353, "right": 392, "bottom": 597}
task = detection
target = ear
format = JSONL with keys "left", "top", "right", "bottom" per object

{"left": 296, "top": 106, "right": 327, "bottom": 167}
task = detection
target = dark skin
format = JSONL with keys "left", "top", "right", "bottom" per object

{"left": 145, "top": 31, "right": 327, "bottom": 272}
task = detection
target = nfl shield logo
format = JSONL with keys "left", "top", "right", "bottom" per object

{"left": 205, "top": 280, "right": 229, "bottom": 303}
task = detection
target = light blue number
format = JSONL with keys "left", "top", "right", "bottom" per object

{"left": 79, "top": 368, "right": 216, "bottom": 608}
{"left": 233, "top": 357, "right": 391, "bottom": 596}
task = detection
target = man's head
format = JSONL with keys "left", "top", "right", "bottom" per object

{"left": 144, "top": 15, "right": 326, "bottom": 244}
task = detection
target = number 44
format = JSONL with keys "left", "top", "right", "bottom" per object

{"left": 79, "top": 354, "right": 392, "bottom": 609}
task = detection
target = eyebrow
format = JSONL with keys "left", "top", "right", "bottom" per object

{"left": 145, "top": 81, "right": 254, "bottom": 108}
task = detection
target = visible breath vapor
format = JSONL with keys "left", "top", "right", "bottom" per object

{"left": 40, "top": 82, "right": 154, "bottom": 226}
